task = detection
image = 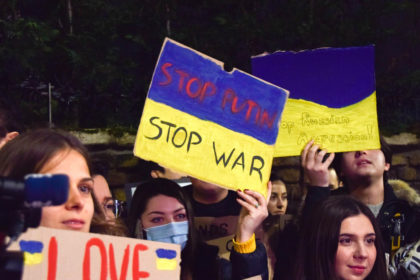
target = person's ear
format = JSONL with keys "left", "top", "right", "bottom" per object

{"left": 5, "top": 131, "right": 19, "bottom": 142}
{"left": 384, "top": 162, "right": 390, "bottom": 171}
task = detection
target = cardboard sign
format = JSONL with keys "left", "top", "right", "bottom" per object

{"left": 8, "top": 227, "right": 181, "bottom": 280}
{"left": 134, "top": 38, "right": 289, "bottom": 195}
{"left": 252, "top": 46, "right": 380, "bottom": 157}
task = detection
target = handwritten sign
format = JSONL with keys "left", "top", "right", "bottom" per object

{"left": 134, "top": 38, "right": 288, "bottom": 195}
{"left": 252, "top": 46, "right": 380, "bottom": 157}
{"left": 8, "top": 227, "right": 181, "bottom": 280}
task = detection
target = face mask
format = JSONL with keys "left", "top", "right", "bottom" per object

{"left": 144, "top": 221, "right": 189, "bottom": 250}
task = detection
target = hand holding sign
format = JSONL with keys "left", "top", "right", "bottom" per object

{"left": 134, "top": 38, "right": 288, "bottom": 196}
{"left": 252, "top": 46, "right": 380, "bottom": 157}
{"left": 235, "top": 181, "right": 272, "bottom": 243}
{"left": 9, "top": 227, "right": 181, "bottom": 280}
{"left": 301, "top": 140, "right": 335, "bottom": 187}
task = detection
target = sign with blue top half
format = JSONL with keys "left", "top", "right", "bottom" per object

{"left": 252, "top": 46, "right": 380, "bottom": 157}
{"left": 135, "top": 38, "right": 288, "bottom": 195}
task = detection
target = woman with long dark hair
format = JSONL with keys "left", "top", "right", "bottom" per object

{"left": 293, "top": 195, "right": 388, "bottom": 280}
{"left": 0, "top": 128, "right": 126, "bottom": 236}
{"left": 127, "top": 178, "right": 270, "bottom": 280}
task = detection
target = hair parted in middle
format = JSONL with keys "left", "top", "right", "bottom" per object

{"left": 127, "top": 178, "right": 203, "bottom": 279}
{"left": 293, "top": 195, "right": 388, "bottom": 280}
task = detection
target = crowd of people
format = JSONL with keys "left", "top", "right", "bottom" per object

{"left": 1, "top": 107, "right": 419, "bottom": 280}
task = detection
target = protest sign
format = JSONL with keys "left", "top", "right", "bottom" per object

{"left": 134, "top": 38, "right": 288, "bottom": 195}
{"left": 252, "top": 46, "right": 380, "bottom": 157}
{"left": 8, "top": 227, "right": 181, "bottom": 280}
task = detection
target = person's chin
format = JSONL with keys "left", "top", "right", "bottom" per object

{"left": 347, "top": 265, "right": 369, "bottom": 279}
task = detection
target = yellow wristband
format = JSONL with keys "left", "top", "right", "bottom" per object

{"left": 232, "top": 233, "right": 256, "bottom": 254}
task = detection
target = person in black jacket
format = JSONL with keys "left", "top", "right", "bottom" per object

{"left": 300, "top": 137, "right": 420, "bottom": 268}
{"left": 127, "top": 178, "right": 270, "bottom": 280}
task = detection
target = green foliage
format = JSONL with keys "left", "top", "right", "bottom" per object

{"left": 0, "top": 0, "right": 419, "bottom": 135}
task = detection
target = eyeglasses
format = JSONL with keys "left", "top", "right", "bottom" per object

{"left": 103, "top": 199, "right": 127, "bottom": 218}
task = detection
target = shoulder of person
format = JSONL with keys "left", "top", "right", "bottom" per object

{"left": 389, "top": 179, "right": 420, "bottom": 207}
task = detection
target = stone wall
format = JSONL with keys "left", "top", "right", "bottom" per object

{"left": 76, "top": 131, "right": 420, "bottom": 201}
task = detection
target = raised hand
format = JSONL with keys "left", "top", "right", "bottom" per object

{"left": 235, "top": 181, "right": 272, "bottom": 242}
{"left": 301, "top": 140, "right": 335, "bottom": 187}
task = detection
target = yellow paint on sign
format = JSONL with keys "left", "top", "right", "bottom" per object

{"left": 274, "top": 92, "right": 380, "bottom": 157}
{"left": 134, "top": 99, "right": 272, "bottom": 197}
{"left": 23, "top": 252, "right": 43, "bottom": 265}
{"left": 156, "top": 258, "right": 177, "bottom": 270}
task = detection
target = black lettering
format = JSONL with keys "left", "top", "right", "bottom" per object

{"left": 160, "top": 120, "right": 176, "bottom": 142}
{"left": 209, "top": 224, "right": 219, "bottom": 236}
{"left": 250, "top": 155, "right": 264, "bottom": 182}
{"left": 187, "top": 131, "right": 202, "bottom": 152}
{"left": 172, "top": 127, "right": 187, "bottom": 148}
{"left": 231, "top": 152, "right": 245, "bottom": 171}
{"left": 212, "top": 142, "right": 235, "bottom": 168}
{"left": 145, "top": 116, "right": 162, "bottom": 140}
{"left": 197, "top": 224, "right": 209, "bottom": 237}
{"left": 219, "top": 223, "right": 228, "bottom": 235}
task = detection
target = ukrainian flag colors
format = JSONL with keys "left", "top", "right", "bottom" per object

{"left": 136, "top": 99, "right": 274, "bottom": 197}
{"left": 135, "top": 38, "right": 288, "bottom": 194}
{"left": 155, "top": 249, "right": 177, "bottom": 270}
{"left": 19, "top": 240, "right": 44, "bottom": 265}
{"left": 252, "top": 46, "right": 380, "bottom": 156}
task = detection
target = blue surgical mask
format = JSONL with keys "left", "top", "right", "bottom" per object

{"left": 144, "top": 221, "right": 189, "bottom": 250}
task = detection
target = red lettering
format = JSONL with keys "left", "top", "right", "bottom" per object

{"left": 83, "top": 238, "right": 107, "bottom": 280}
{"left": 175, "top": 69, "right": 189, "bottom": 92}
{"left": 158, "top": 63, "right": 274, "bottom": 129}
{"left": 199, "top": 81, "right": 217, "bottom": 102}
{"left": 47, "top": 237, "right": 58, "bottom": 280}
{"left": 231, "top": 97, "right": 247, "bottom": 113}
{"left": 132, "top": 244, "right": 150, "bottom": 279}
{"left": 245, "top": 100, "right": 260, "bottom": 122}
{"left": 222, "top": 89, "right": 271, "bottom": 126}
{"left": 185, "top": 77, "right": 202, "bottom": 98}
{"left": 159, "top": 62, "right": 173, "bottom": 86}
{"left": 159, "top": 64, "right": 218, "bottom": 104}
{"left": 109, "top": 244, "right": 129, "bottom": 280}
{"left": 259, "top": 110, "right": 277, "bottom": 128}
{"left": 221, "top": 88, "right": 236, "bottom": 109}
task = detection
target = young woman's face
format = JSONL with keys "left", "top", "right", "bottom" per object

{"left": 335, "top": 214, "right": 377, "bottom": 280}
{"left": 141, "top": 195, "right": 187, "bottom": 229}
{"left": 93, "top": 174, "right": 115, "bottom": 220}
{"left": 267, "top": 180, "right": 288, "bottom": 215}
{"left": 340, "top": 150, "right": 390, "bottom": 182}
{"left": 39, "top": 149, "right": 94, "bottom": 232}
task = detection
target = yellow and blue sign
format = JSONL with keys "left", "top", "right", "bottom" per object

{"left": 134, "top": 38, "right": 288, "bottom": 195}
{"left": 155, "top": 248, "right": 177, "bottom": 270}
{"left": 252, "top": 46, "right": 380, "bottom": 156}
{"left": 19, "top": 240, "right": 44, "bottom": 265}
